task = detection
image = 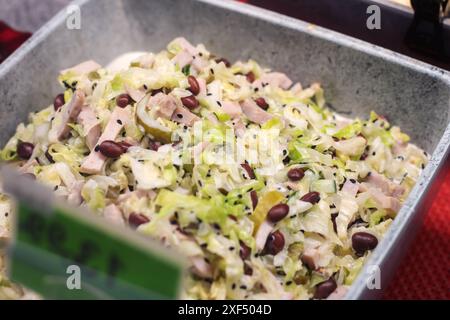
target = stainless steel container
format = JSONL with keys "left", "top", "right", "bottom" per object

{"left": 0, "top": 0, "right": 449, "bottom": 299}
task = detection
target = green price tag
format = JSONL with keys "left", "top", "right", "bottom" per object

{"left": 2, "top": 167, "right": 185, "bottom": 299}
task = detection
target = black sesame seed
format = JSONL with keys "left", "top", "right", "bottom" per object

{"left": 176, "top": 114, "right": 183, "bottom": 119}
{"left": 117, "top": 119, "right": 123, "bottom": 125}
{"left": 94, "top": 145, "right": 100, "bottom": 152}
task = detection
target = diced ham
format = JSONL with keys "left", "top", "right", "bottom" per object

{"left": 171, "top": 105, "right": 200, "bottom": 126}
{"left": 147, "top": 93, "right": 178, "bottom": 120}
{"left": 232, "top": 118, "right": 246, "bottom": 138}
{"left": 240, "top": 99, "right": 273, "bottom": 124}
{"left": 206, "top": 113, "right": 219, "bottom": 125}
{"left": 60, "top": 60, "right": 101, "bottom": 75}
{"left": 190, "top": 256, "right": 213, "bottom": 279}
{"left": 341, "top": 180, "right": 359, "bottom": 198}
{"left": 364, "top": 185, "right": 402, "bottom": 214}
{"left": 365, "top": 171, "right": 405, "bottom": 198}
{"left": 222, "top": 101, "right": 242, "bottom": 118}
{"left": 80, "top": 107, "right": 132, "bottom": 174}
{"left": 103, "top": 204, "right": 125, "bottom": 225}
{"left": 67, "top": 181, "right": 84, "bottom": 206}
{"left": 197, "top": 78, "right": 207, "bottom": 96}
{"left": 125, "top": 84, "right": 146, "bottom": 103}
{"left": 255, "top": 220, "right": 274, "bottom": 251}
{"left": 254, "top": 72, "right": 292, "bottom": 90}
{"left": 192, "top": 56, "right": 209, "bottom": 72}
{"left": 172, "top": 50, "right": 193, "bottom": 68}
{"left": 173, "top": 37, "right": 198, "bottom": 56}
{"left": 77, "top": 105, "right": 101, "bottom": 150}
{"left": 57, "top": 90, "right": 85, "bottom": 140}
{"left": 170, "top": 38, "right": 198, "bottom": 68}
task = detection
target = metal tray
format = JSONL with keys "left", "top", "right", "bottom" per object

{"left": 0, "top": 0, "right": 449, "bottom": 299}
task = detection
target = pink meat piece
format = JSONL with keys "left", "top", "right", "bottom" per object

{"left": 67, "top": 181, "right": 84, "bottom": 206}
{"left": 365, "top": 171, "right": 405, "bottom": 198}
{"left": 171, "top": 105, "right": 200, "bottom": 126}
{"left": 174, "top": 37, "right": 198, "bottom": 55}
{"left": 103, "top": 204, "right": 125, "bottom": 226}
{"left": 57, "top": 90, "right": 85, "bottom": 140}
{"left": 192, "top": 56, "right": 209, "bottom": 72}
{"left": 77, "top": 105, "right": 101, "bottom": 150}
{"left": 222, "top": 101, "right": 242, "bottom": 118}
{"left": 125, "top": 85, "right": 146, "bottom": 103}
{"left": 254, "top": 72, "right": 293, "bottom": 90}
{"left": 172, "top": 50, "right": 193, "bottom": 68}
{"left": 197, "top": 78, "right": 207, "bottom": 96}
{"left": 80, "top": 107, "right": 132, "bottom": 174}
{"left": 364, "top": 185, "right": 402, "bottom": 214}
{"left": 147, "top": 93, "right": 178, "bottom": 120}
{"left": 231, "top": 118, "right": 246, "bottom": 138}
{"left": 171, "top": 38, "right": 200, "bottom": 69}
{"left": 341, "top": 180, "right": 359, "bottom": 198}
{"left": 60, "top": 60, "right": 101, "bottom": 75}
{"left": 240, "top": 99, "right": 273, "bottom": 124}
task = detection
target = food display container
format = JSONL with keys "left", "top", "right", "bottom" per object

{"left": 0, "top": 0, "right": 449, "bottom": 299}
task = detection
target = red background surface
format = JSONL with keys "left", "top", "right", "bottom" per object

{"left": 0, "top": 1, "right": 448, "bottom": 299}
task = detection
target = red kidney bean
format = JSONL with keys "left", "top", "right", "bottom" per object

{"left": 246, "top": 71, "right": 256, "bottom": 83}
{"left": 250, "top": 190, "right": 258, "bottom": 209}
{"left": 331, "top": 213, "right": 338, "bottom": 233}
{"left": 300, "top": 191, "right": 321, "bottom": 204}
{"left": 239, "top": 241, "right": 251, "bottom": 260}
{"left": 117, "top": 141, "right": 132, "bottom": 152}
{"left": 187, "top": 76, "right": 200, "bottom": 95}
{"left": 241, "top": 163, "right": 255, "bottom": 179}
{"left": 313, "top": 278, "right": 337, "bottom": 299}
{"left": 254, "top": 97, "right": 269, "bottom": 110}
{"left": 98, "top": 140, "right": 124, "bottom": 158}
{"left": 17, "top": 142, "right": 34, "bottom": 160}
{"left": 116, "top": 93, "right": 133, "bottom": 108}
{"left": 264, "top": 230, "right": 285, "bottom": 255}
{"left": 148, "top": 140, "right": 161, "bottom": 151}
{"left": 287, "top": 168, "right": 305, "bottom": 181}
{"left": 300, "top": 254, "right": 316, "bottom": 270}
{"left": 151, "top": 88, "right": 164, "bottom": 96}
{"left": 267, "top": 203, "right": 289, "bottom": 223}
{"left": 128, "top": 213, "right": 150, "bottom": 229}
{"left": 181, "top": 95, "right": 199, "bottom": 110}
{"left": 352, "top": 232, "right": 378, "bottom": 255}
{"left": 215, "top": 58, "right": 231, "bottom": 67}
{"left": 53, "top": 93, "right": 65, "bottom": 111}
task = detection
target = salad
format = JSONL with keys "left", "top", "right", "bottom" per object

{"left": 0, "top": 38, "right": 428, "bottom": 299}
